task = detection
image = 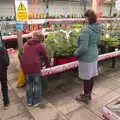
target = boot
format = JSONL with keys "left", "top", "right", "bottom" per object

{"left": 4, "top": 99, "right": 10, "bottom": 107}
{"left": 3, "top": 96, "right": 10, "bottom": 107}
{"left": 76, "top": 94, "right": 90, "bottom": 104}
{"left": 88, "top": 93, "right": 92, "bottom": 100}
{"left": 75, "top": 80, "right": 92, "bottom": 104}
{"left": 89, "top": 78, "right": 94, "bottom": 100}
{"left": 80, "top": 92, "right": 92, "bottom": 100}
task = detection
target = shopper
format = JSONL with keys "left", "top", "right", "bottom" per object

{"left": 21, "top": 32, "right": 50, "bottom": 106}
{"left": 0, "top": 43, "right": 10, "bottom": 107}
{"left": 74, "top": 9, "right": 100, "bottom": 104}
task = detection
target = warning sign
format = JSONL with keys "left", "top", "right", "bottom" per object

{"left": 15, "top": 0, "right": 28, "bottom": 21}
{"left": 17, "top": 2, "right": 26, "bottom": 11}
{"left": 16, "top": 12, "right": 28, "bottom": 21}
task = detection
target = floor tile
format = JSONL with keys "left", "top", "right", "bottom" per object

{"left": 86, "top": 91, "right": 119, "bottom": 117}
{"left": 6, "top": 111, "right": 34, "bottom": 120}
{"left": 29, "top": 102, "right": 60, "bottom": 120}
{"left": 0, "top": 103, "right": 26, "bottom": 120}
{"left": 66, "top": 107, "right": 101, "bottom": 120}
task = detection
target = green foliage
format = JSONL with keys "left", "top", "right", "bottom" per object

{"left": 101, "top": 35, "right": 119, "bottom": 46}
{"left": 45, "top": 29, "right": 79, "bottom": 57}
{"left": 71, "top": 24, "right": 83, "bottom": 29}
{"left": 45, "top": 33, "right": 57, "bottom": 57}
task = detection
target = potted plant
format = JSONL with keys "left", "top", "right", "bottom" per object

{"left": 45, "top": 29, "right": 80, "bottom": 65}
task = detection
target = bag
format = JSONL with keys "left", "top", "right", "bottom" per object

{"left": 16, "top": 69, "right": 26, "bottom": 88}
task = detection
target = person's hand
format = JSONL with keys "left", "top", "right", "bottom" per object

{"left": 50, "top": 57, "right": 54, "bottom": 67}
{"left": 46, "top": 63, "right": 50, "bottom": 68}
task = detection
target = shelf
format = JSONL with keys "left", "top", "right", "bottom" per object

{"left": 2, "top": 33, "right": 32, "bottom": 41}
{"left": 27, "top": 18, "right": 120, "bottom": 24}
{"left": 28, "top": 19, "right": 47, "bottom": 24}
{"left": 2, "top": 18, "right": 120, "bottom": 25}
{"left": 2, "top": 18, "right": 120, "bottom": 41}
{"left": 2, "top": 31, "right": 55, "bottom": 41}
{"left": 47, "top": 18, "right": 85, "bottom": 22}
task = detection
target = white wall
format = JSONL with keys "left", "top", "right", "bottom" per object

{"left": 28, "top": 0, "right": 46, "bottom": 13}
{"left": 49, "top": 1, "right": 84, "bottom": 16}
{"left": 0, "top": 0, "right": 15, "bottom": 17}
{"left": 28, "top": 0, "right": 85, "bottom": 16}
{"left": 0, "top": 0, "right": 117, "bottom": 17}
{"left": 98, "top": 4, "right": 117, "bottom": 16}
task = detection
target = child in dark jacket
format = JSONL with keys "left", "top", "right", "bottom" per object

{"left": 0, "top": 44, "right": 10, "bottom": 107}
{"left": 21, "top": 32, "right": 50, "bottom": 106}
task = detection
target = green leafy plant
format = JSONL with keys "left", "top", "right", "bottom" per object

{"left": 45, "top": 33, "right": 57, "bottom": 57}
{"left": 101, "top": 35, "right": 119, "bottom": 46}
{"left": 71, "top": 24, "right": 83, "bottom": 29}
{"left": 45, "top": 29, "right": 80, "bottom": 58}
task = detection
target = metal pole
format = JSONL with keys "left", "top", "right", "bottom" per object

{"left": 0, "top": 24, "right": 5, "bottom": 46}
{"left": 17, "top": 30, "right": 23, "bottom": 49}
{"left": 83, "top": 0, "right": 87, "bottom": 13}
{"left": 109, "top": 0, "right": 114, "bottom": 17}
{"left": 46, "top": 0, "right": 49, "bottom": 18}
{"left": 14, "top": 0, "right": 23, "bottom": 50}
{"left": 0, "top": 24, "right": 2, "bottom": 45}
{"left": 0, "top": 31, "right": 3, "bottom": 45}
{"left": 92, "top": 0, "right": 97, "bottom": 12}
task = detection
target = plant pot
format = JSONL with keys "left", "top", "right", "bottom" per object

{"left": 66, "top": 56, "right": 78, "bottom": 63}
{"left": 54, "top": 57, "right": 67, "bottom": 65}
{"left": 54, "top": 56, "right": 78, "bottom": 65}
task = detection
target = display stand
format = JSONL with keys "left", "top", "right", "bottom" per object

{"left": 103, "top": 96, "right": 120, "bottom": 120}
{"left": 41, "top": 51, "right": 120, "bottom": 76}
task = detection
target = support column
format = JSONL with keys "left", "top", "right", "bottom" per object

{"left": 92, "top": 0, "right": 97, "bottom": 12}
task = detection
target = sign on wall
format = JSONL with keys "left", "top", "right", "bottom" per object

{"left": 15, "top": 0, "right": 28, "bottom": 21}
{"left": 16, "top": 22, "right": 23, "bottom": 30}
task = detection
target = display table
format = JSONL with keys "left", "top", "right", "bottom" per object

{"left": 41, "top": 51, "right": 120, "bottom": 76}
{"left": 103, "top": 96, "right": 120, "bottom": 120}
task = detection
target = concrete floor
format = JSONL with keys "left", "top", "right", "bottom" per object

{"left": 0, "top": 53, "right": 120, "bottom": 120}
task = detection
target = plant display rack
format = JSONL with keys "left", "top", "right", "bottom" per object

{"left": 100, "top": 19, "right": 120, "bottom": 48}
{"left": 1, "top": 17, "right": 120, "bottom": 67}
{"left": 41, "top": 51, "right": 120, "bottom": 76}
{"left": 1, "top": 18, "right": 120, "bottom": 41}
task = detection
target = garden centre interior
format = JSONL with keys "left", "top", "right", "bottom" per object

{"left": 0, "top": 0, "right": 120, "bottom": 120}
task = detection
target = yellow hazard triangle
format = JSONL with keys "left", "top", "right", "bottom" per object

{"left": 17, "top": 2, "right": 26, "bottom": 11}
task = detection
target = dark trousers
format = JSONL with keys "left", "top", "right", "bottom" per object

{"left": 0, "top": 70, "right": 9, "bottom": 105}
{"left": 83, "top": 78, "right": 94, "bottom": 95}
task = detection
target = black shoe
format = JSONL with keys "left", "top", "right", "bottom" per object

{"left": 4, "top": 100, "right": 10, "bottom": 107}
{"left": 80, "top": 93, "right": 92, "bottom": 100}
{"left": 76, "top": 94, "right": 91, "bottom": 104}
